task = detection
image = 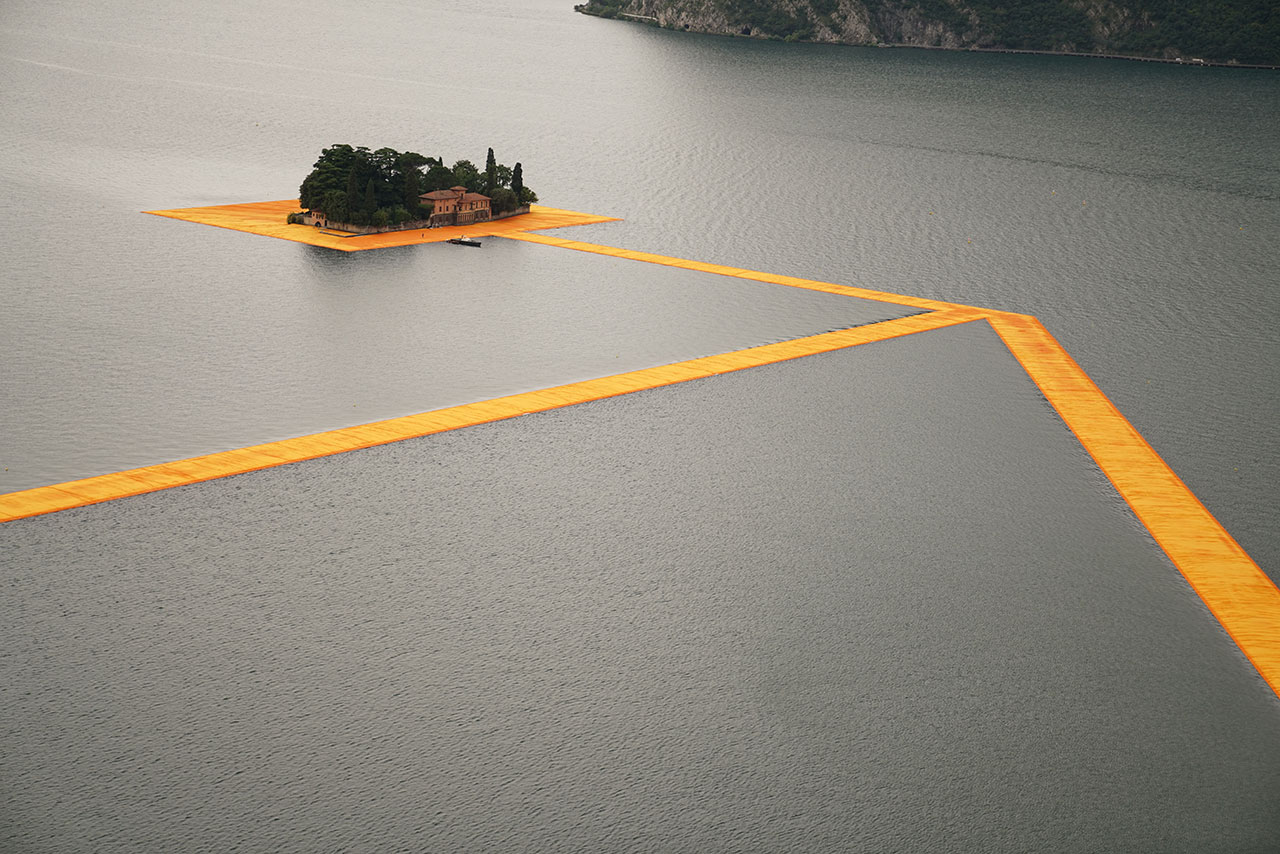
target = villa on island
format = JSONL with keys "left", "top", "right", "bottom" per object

{"left": 293, "top": 145, "right": 537, "bottom": 234}
{"left": 421, "top": 186, "right": 491, "bottom": 228}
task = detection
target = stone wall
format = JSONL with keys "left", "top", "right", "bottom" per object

{"left": 300, "top": 206, "right": 530, "bottom": 234}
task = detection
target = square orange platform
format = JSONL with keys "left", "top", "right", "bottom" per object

{"left": 144, "top": 199, "right": 620, "bottom": 251}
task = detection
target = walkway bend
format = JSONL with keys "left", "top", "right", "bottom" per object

{"left": 5, "top": 224, "right": 1277, "bottom": 699}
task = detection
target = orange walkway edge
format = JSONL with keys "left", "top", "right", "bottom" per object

{"left": 0, "top": 309, "right": 977, "bottom": 525}
{"left": 3, "top": 228, "right": 1275, "bottom": 697}
{"left": 987, "top": 312, "right": 1280, "bottom": 697}
{"left": 510, "top": 233, "right": 1280, "bottom": 685}
{"left": 506, "top": 233, "right": 1280, "bottom": 695}
{"left": 143, "top": 200, "right": 620, "bottom": 251}
{"left": 505, "top": 232, "right": 964, "bottom": 313}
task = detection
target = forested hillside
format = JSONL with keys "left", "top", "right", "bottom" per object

{"left": 577, "top": 0, "right": 1280, "bottom": 66}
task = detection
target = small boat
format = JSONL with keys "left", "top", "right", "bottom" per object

{"left": 448, "top": 236, "right": 482, "bottom": 247}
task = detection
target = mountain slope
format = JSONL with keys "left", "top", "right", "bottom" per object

{"left": 576, "top": 0, "right": 1280, "bottom": 66}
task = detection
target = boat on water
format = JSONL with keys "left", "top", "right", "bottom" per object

{"left": 447, "top": 236, "right": 482, "bottom": 247}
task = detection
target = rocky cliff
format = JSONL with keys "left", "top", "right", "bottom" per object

{"left": 576, "top": 0, "right": 1280, "bottom": 66}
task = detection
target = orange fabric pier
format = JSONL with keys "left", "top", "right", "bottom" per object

{"left": 4, "top": 225, "right": 1277, "bottom": 698}
{"left": 0, "top": 310, "right": 973, "bottom": 526}
{"left": 144, "top": 200, "right": 619, "bottom": 251}
{"left": 987, "top": 312, "right": 1280, "bottom": 697}
{"left": 504, "top": 234, "right": 1280, "bottom": 696}
{"left": 505, "top": 232, "right": 963, "bottom": 313}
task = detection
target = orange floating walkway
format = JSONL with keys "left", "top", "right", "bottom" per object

{"left": 507, "top": 235, "right": 1280, "bottom": 696}
{"left": 4, "top": 227, "right": 1276, "bottom": 698}
{"left": 505, "top": 232, "right": 963, "bottom": 313}
{"left": 986, "top": 312, "right": 1280, "bottom": 697}
{"left": 144, "top": 200, "right": 619, "bottom": 251}
{"left": 0, "top": 309, "right": 977, "bottom": 524}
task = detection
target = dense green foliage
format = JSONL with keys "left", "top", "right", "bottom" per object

{"left": 723, "top": 0, "right": 813, "bottom": 40}
{"left": 578, "top": 0, "right": 1279, "bottom": 64}
{"left": 573, "top": 1, "right": 631, "bottom": 20}
{"left": 725, "top": 0, "right": 1091, "bottom": 46}
{"left": 1112, "top": 0, "right": 1280, "bottom": 65}
{"left": 298, "top": 144, "right": 537, "bottom": 227}
{"left": 939, "top": 0, "right": 1092, "bottom": 51}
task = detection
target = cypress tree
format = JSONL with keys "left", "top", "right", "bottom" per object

{"left": 511, "top": 162, "right": 523, "bottom": 201}
{"left": 485, "top": 147, "right": 497, "bottom": 194}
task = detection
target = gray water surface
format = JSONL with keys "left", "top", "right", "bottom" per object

{"left": 1, "top": 0, "right": 1276, "bottom": 571}
{"left": 4, "top": 321, "right": 1276, "bottom": 852}
{"left": 0, "top": 224, "right": 911, "bottom": 491}
{"left": 1, "top": 2, "right": 1278, "bottom": 849}
{"left": 2, "top": 0, "right": 1275, "bottom": 571}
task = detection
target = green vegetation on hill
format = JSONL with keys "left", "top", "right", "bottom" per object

{"left": 1111, "top": 0, "right": 1279, "bottom": 64}
{"left": 578, "top": 0, "right": 1280, "bottom": 65}
{"left": 722, "top": 0, "right": 815, "bottom": 41}
{"left": 908, "top": 0, "right": 1093, "bottom": 51}
{"left": 297, "top": 145, "right": 538, "bottom": 228}
{"left": 576, "top": 1, "right": 631, "bottom": 19}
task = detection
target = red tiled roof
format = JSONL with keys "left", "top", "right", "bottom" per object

{"left": 419, "top": 188, "right": 491, "bottom": 203}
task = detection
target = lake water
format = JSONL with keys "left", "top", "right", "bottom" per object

{"left": 1, "top": 0, "right": 1275, "bottom": 572}
{"left": 1, "top": 1, "right": 1278, "bottom": 850}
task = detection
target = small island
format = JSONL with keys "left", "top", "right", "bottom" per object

{"left": 291, "top": 145, "right": 539, "bottom": 234}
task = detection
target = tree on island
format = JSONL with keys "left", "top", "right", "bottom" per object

{"left": 423, "top": 162, "right": 457, "bottom": 193}
{"left": 296, "top": 144, "right": 537, "bottom": 228}
{"left": 485, "top": 147, "right": 499, "bottom": 195}
{"left": 450, "top": 159, "right": 484, "bottom": 194}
